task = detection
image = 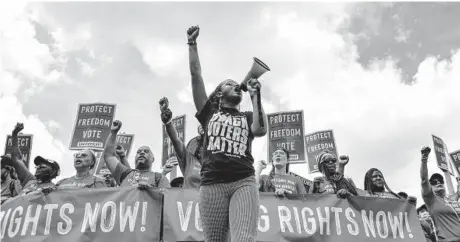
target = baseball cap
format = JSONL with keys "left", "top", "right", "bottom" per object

{"left": 429, "top": 173, "right": 444, "bottom": 183}
{"left": 34, "top": 156, "right": 61, "bottom": 176}
{"left": 170, "top": 177, "right": 184, "bottom": 188}
{"left": 417, "top": 204, "right": 428, "bottom": 214}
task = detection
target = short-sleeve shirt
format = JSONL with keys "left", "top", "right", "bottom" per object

{"left": 196, "top": 101, "right": 255, "bottom": 185}
{"left": 259, "top": 174, "right": 307, "bottom": 195}
{"left": 21, "top": 179, "right": 56, "bottom": 194}
{"left": 57, "top": 175, "right": 106, "bottom": 190}
{"left": 1, "top": 178, "right": 21, "bottom": 204}
{"left": 177, "top": 150, "right": 201, "bottom": 189}
{"left": 423, "top": 190, "right": 460, "bottom": 241}
{"left": 112, "top": 163, "right": 171, "bottom": 188}
{"left": 313, "top": 176, "right": 357, "bottom": 195}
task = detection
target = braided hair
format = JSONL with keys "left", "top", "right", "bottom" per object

{"left": 208, "top": 79, "right": 241, "bottom": 111}
{"left": 265, "top": 148, "right": 290, "bottom": 192}
{"left": 364, "top": 168, "right": 401, "bottom": 198}
{"left": 316, "top": 149, "right": 358, "bottom": 196}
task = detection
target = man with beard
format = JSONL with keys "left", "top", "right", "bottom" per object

{"left": 103, "top": 120, "right": 170, "bottom": 189}
{"left": 8, "top": 123, "right": 59, "bottom": 195}
{"left": 363, "top": 168, "right": 401, "bottom": 199}
{"left": 1, "top": 156, "right": 22, "bottom": 204}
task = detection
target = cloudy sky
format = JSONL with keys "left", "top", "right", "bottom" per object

{"left": 1, "top": 1, "right": 459, "bottom": 201}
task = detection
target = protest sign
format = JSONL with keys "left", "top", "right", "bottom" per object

{"left": 432, "top": 135, "right": 449, "bottom": 171}
{"left": 162, "top": 115, "right": 186, "bottom": 179}
{"left": 0, "top": 187, "right": 162, "bottom": 242}
{"left": 3, "top": 134, "right": 33, "bottom": 169}
{"left": 162, "top": 189, "right": 424, "bottom": 242}
{"left": 450, "top": 149, "right": 460, "bottom": 175}
{"left": 267, "top": 111, "right": 306, "bottom": 164}
{"left": 69, "top": 103, "right": 116, "bottom": 150}
{"left": 305, "top": 130, "right": 338, "bottom": 173}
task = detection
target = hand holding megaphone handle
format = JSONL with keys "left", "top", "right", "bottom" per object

{"left": 256, "top": 90, "right": 264, "bottom": 128}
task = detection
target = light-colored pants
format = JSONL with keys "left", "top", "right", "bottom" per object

{"left": 199, "top": 176, "right": 259, "bottom": 242}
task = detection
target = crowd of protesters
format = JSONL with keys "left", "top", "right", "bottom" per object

{"left": 2, "top": 25, "right": 460, "bottom": 242}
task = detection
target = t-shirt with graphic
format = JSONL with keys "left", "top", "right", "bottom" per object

{"left": 196, "top": 101, "right": 255, "bottom": 185}
{"left": 56, "top": 174, "right": 106, "bottom": 190}
{"left": 176, "top": 150, "right": 201, "bottom": 189}
{"left": 259, "top": 174, "right": 307, "bottom": 195}
{"left": 113, "top": 163, "right": 171, "bottom": 188}
{"left": 365, "top": 191, "right": 400, "bottom": 199}
{"left": 312, "top": 176, "right": 357, "bottom": 195}
{"left": 423, "top": 190, "right": 460, "bottom": 242}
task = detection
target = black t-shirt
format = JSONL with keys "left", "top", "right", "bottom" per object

{"left": 196, "top": 101, "right": 255, "bottom": 185}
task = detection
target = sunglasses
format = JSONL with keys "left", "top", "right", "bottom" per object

{"left": 323, "top": 158, "right": 337, "bottom": 164}
{"left": 430, "top": 179, "right": 444, "bottom": 186}
{"left": 74, "top": 152, "right": 89, "bottom": 158}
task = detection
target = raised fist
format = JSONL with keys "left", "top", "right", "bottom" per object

{"left": 338, "top": 155, "right": 349, "bottom": 166}
{"left": 116, "top": 145, "right": 126, "bottom": 158}
{"left": 187, "top": 25, "right": 200, "bottom": 43}
{"left": 257, "top": 160, "right": 267, "bottom": 171}
{"left": 421, "top": 146, "right": 431, "bottom": 162}
{"left": 12, "top": 123, "right": 24, "bottom": 135}
{"left": 159, "top": 97, "right": 169, "bottom": 111}
{"left": 111, "top": 120, "right": 122, "bottom": 133}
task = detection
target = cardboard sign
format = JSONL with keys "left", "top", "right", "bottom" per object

{"left": 267, "top": 111, "right": 306, "bottom": 164}
{"left": 450, "top": 149, "right": 460, "bottom": 175}
{"left": 69, "top": 103, "right": 116, "bottom": 150}
{"left": 305, "top": 130, "right": 338, "bottom": 173}
{"left": 432, "top": 135, "right": 449, "bottom": 171}
{"left": 3, "top": 134, "right": 33, "bottom": 169}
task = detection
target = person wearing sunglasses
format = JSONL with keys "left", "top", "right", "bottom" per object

{"left": 420, "top": 146, "right": 460, "bottom": 241}
{"left": 104, "top": 120, "right": 170, "bottom": 189}
{"left": 7, "top": 123, "right": 59, "bottom": 195}
{"left": 312, "top": 149, "right": 357, "bottom": 198}
{"left": 56, "top": 149, "right": 106, "bottom": 189}
{"left": 257, "top": 148, "right": 307, "bottom": 196}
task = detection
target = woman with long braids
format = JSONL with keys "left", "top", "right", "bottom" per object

{"left": 420, "top": 146, "right": 460, "bottom": 241}
{"left": 312, "top": 149, "right": 357, "bottom": 198}
{"left": 257, "top": 148, "right": 307, "bottom": 195}
{"left": 187, "top": 25, "right": 267, "bottom": 242}
{"left": 363, "top": 168, "right": 401, "bottom": 199}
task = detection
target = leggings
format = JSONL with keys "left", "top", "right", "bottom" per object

{"left": 199, "top": 176, "right": 259, "bottom": 242}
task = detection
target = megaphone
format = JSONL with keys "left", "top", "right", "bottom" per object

{"left": 240, "top": 57, "right": 271, "bottom": 92}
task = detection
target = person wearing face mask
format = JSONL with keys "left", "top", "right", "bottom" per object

{"left": 420, "top": 146, "right": 460, "bottom": 241}
{"left": 57, "top": 149, "right": 106, "bottom": 189}
{"left": 159, "top": 97, "right": 202, "bottom": 189}
{"left": 1, "top": 156, "right": 22, "bottom": 204}
{"left": 312, "top": 150, "right": 357, "bottom": 198}
{"left": 6, "top": 123, "right": 60, "bottom": 196}
{"left": 363, "top": 168, "right": 402, "bottom": 199}
{"left": 257, "top": 148, "right": 307, "bottom": 196}
{"left": 418, "top": 204, "right": 439, "bottom": 242}
{"left": 104, "top": 120, "right": 170, "bottom": 189}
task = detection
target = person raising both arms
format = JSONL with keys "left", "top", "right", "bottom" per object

{"left": 57, "top": 149, "right": 106, "bottom": 190}
{"left": 312, "top": 149, "right": 358, "bottom": 198}
{"left": 104, "top": 120, "right": 170, "bottom": 189}
{"left": 8, "top": 123, "right": 60, "bottom": 195}
{"left": 159, "top": 97, "right": 201, "bottom": 189}
{"left": 187, "top": 25, "right": 267, "bottom": 242}
{"left": 420, "top": 146, "right": 460, "bottom": 242}
{"left": 257, "top": 148, "right": 307, "bottom": 196}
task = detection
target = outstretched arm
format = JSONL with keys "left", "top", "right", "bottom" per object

{"left": 159, "top": 97, "right": 187, "bottom": 172}
{"left": 420, "top": 147, "right": 432, "bottom": 197}
{"left": 247, "top": 79, "right": 267, "bottom": 137}
{"left": 104, "top": 121, "right": 123, "bottom": 174}
{"left": 187, "top": 26, "right": 208, "bottom": 112}
{"left": 10, "top": 123, "right": 32, "bottom": 183}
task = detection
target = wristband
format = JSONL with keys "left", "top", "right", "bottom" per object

{"left": 187, "top": 41, "right": 196, "bottom": 45}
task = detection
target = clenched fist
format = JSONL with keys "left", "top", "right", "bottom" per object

{"left": 247, "top": 79, "right": 261, "bottom": 97}
{"left": 421, "top": 146, "right": 431, "bottom": 163}
{"left": 159, "top": 97, "right": 173, "bottom": 124}
{"left": 111, "top": 120, "right": 122, "bottom": 133}
{"left": 338, "top": 155, "right": 349, "bottom": 166}
{"left": 12, "top": 123, "right": 24, "bottom": 135}
{"left": 187, "top": 25, "right": 200, "bottom": 43}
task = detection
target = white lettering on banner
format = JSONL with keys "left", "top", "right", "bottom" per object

{"left": 80, "top": 105, "right": 113, "bottom": 114}
{"left": 82, "top": 130, "right": 102, "bottom": 139}
{"left": 6, "top": 137, "right": 30, "bottom": 147}
{"left": 276, "top": 142, "right": 296, "bottom": 151}
{"left": 258, "top": 205, "right": 270, "bottom": 232}
{"left": 309, "top": 143, "right": 335, "bottom": 153}
{"left": 270, "top": 129, "right": 302, "bottom": 138}
{"left": 305, "top": 132, "right": 333, "bottom": 143}
{"left": 269, "top": 114, "right": 301, "bottom": 124}
{"left": 206, "top": 113, "right": 249, "bottom": 157}
{"left": 176, "top": 201, "right": 202, "bottom": 232}
{"left": 77, "top": 118, "right": 111, "bottom": 127}
{"left": 0, "top": 201, "right": 147, "bottom": 238}
{"left": 116, "top": 136, "right": 132, "bottom": 144}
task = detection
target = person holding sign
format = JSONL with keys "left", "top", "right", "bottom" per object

{"left": 420, "top": 146, "right": 460, "bottom": 241}
{"left": 257, "top": 148, "right": 307, "bottom": 195}
{"left": 159, "top": 97, "right": 201, "bottom": 189}
{"left": 57, "top": 149, "right": 106, "bottom": 189}
{"left": 312, "top": 150, "right": 357, "bottom": 198}
{"left": 103, "top": 120, "right": 170, "bottom": 189}
{"left": 188, "top": 25, "right": 267, "bottom": 242}
{"left": 8, "top": 123, "right": 60, "bottom": 195}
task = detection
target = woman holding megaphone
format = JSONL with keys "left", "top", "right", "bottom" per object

{"left": 420, "top": 146, "right": 460, "bottom": 242}
{"left": 187, "top": 25, "right": 268, "bottom": 242}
